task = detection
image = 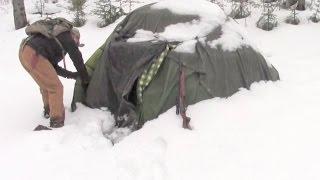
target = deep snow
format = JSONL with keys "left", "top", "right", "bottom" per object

{"left": 1, "top": 0, "right": 320, "bottom": 180}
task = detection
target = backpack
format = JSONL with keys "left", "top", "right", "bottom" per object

{"left": 25, "top": 17, "right": 74, "bottom": 39}
{"left": 25, "top": 18, "right": 74, "bottom": 68}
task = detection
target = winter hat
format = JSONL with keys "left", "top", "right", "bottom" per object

{"left": 71, "top": 27, "right": 80, "bottom": 38}
{"left": 71, "top": 28, "right": 84, "bottom": 47}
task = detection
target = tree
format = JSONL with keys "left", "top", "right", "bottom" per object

{"left": 34, "top": 0, "right": 46, "bottom": 17}
{"left": 286, "top": 0, "right": 300, "bottom": 24}
{"left": 310, "top": 0, "right": 320, "bottom": 22}
{"left": 12, "top": 0, "right": 27, "bottom": 30}
{"left": 257, "top": 0, "right": 278, "bottom": 31}
{"left": 208, "top": 0, "right": 225, "bottom": 10}
{"left": 296, "top": 0, "right": 305, "bottom": 10}
{"left": 286, "top": 0, "right": 305, "bottom": 10}
{"left": 230, "top": 0, "right": 251, "bottom": 19}
{"left": 69, "top": 0, "right": 86, "bottom": 27}
{"left": 114, "top": 0, "right": 140, "bottom": 12}
{"left": 92, "top": 0, "right": 125, "bottom": 28}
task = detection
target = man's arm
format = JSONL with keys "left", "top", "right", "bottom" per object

{"left": 57, "top": 32, "right": 90, "bottom": 85}
{"left": 54, "top": 64, "right": 78, "bottom": 79}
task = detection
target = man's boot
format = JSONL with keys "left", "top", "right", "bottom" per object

{"left": 33, "top": 116, "right": 64, "bottom": 131}
{"left": 50, "top": 117, "right": 64, "bottom": 128}
{"left": 43, "top": 106, "right": 50, "bottom": 119}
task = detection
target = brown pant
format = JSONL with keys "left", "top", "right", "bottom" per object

{"left": 19, "top": 45, "right": 65, "bottom": 121}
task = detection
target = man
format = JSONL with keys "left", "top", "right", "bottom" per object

{"left": 19, "top": 27, "right": 89, "bottom": 130}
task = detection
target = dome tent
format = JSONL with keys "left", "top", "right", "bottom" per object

{"left": 72, "top": 0, "right": 280, "bottom": 131}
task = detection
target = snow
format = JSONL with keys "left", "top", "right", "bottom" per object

{"left": 28, "top": 1, "right": 62, "bottom": 15}
{"left": 208, "top": 19, "right": 253, "bottom": 51}
{"left": 127, "top": 29, "right": 157, "bottom": 42}
{"left": 174, "top": 39, "right": 198, "bottom": 53}
{"left": 159, "top": 19, "right": 216, "bottom": 42}
{"left": 1, "top": 0, "right": 320, "bottom": 180}
{"left": 128, "top": 0, "right": 227, "bottom": 52}
{"left": 128, "top": 0, "right": 256, "bottom": 53}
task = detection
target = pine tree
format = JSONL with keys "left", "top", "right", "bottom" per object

{"left": 310, "top": 0, "right": 320, "bottom": 22}
{"left": 0, "top": 0, "right": 10, "bottom": 5}
{"left": 230, "top": 0, "right": 251, "bottom": 19}
{"left": 92, "top": 0, "right": 125, "bottom": 28}
{"left": 285, "top": 0, "right": 305, "bottom": 10}
{"left": 207, "top": 0, "right": 225, "bottom": 10}
{"left": 34, "top": 0, "right": 46, "bottom": 17}
{"left": 285, "top": 0, "right": 300, "bottom": 24}
{"left": 114, "top": 0, "right": 139, "bottom": 12}
{"left": 69, "top": 0, "right": 86, "bottom": 27}
{"left": 257, "top": 0, "right": 278, "bottom": 31}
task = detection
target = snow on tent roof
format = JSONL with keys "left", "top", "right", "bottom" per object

{"left": 127, "top": 0, "right": 255, "bottom": 53}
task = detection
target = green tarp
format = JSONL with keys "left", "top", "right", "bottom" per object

{"left": 72, "top": 3, "right": 280, "bottom": 130}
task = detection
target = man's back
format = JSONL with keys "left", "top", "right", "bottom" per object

{"left": 26, "top": 31, "right": 74, "bottom": 65}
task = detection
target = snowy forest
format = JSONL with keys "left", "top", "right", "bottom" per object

{"left": 1, "top": 0, "right": 320, "bottom": 180}
{"left": 6, "top": 0, "right": 320, "bottom": 30}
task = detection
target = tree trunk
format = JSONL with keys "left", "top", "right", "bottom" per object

{"left": 12, "top": 0, "right": 27, "bottom": 30}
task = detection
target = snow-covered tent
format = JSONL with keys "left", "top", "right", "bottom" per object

{"left": 72, "top": 0, "right": 280, "bottom": 130}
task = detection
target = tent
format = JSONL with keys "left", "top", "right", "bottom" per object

{"left": 72, "top": 0, "right": 280, "bottom": 131}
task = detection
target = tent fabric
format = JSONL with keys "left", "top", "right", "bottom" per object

{"left": 137, "top": 44, "right": 173, "bottom": 103}
{"left": 71, "top": 3, "right": 280, "bottom": 130}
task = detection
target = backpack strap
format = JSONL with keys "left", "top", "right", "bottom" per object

{"left": 52, "top": 36, "right": 67, "bottom": 69}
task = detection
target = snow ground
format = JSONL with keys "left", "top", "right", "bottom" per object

{"left": 1, "top": 0, "right": 320, "bottom": 180}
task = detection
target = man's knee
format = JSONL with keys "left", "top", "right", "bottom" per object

{"left": 48, "top": 81, "right": 63, "bottom": 94}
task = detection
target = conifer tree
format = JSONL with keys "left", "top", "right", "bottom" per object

{"left": 285, "top": 1, "right": 300, "bottom": 24}
{"left": 257, "top": 0, "right": 278, "bottom": 31}
{"left": 69, "top": 0, "right": 86, "bottom": 27}
{"left": 207, "top": 0, "right": 225, "bottom": 10}
{"left": 114, "top": 0, "right": 139, "bottom": 12}
{"left": 310, "top": 0, "right": 320, "bottom": 22}
{"left": 230, "top": 0, "right": 251, "bottom": 19}
{"left": 93, "top": 0, "right": 125, "bottom": 28}
{"left": 34, "top": 0, "right": 46, "bottom": 17}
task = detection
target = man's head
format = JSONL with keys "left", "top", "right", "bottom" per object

{"left": 71, "top": 28, "right": 84, "bottom": 47}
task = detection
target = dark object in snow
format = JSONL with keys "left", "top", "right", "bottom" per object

{"left": 71, "top": 2, "right": 280, "bottom": 131}
{"left": 34, "top": 125, "right": 52, "bottom": 131}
